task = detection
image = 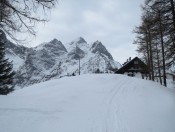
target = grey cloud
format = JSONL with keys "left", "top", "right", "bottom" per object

{"left": 28, "top": 0, "right": 144, "bottom": 64}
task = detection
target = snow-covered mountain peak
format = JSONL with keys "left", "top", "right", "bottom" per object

{"left": 50, "top": 38, "right": 61, "bottom": 44}
{"left": 68, "top": 37, "right": 90, "bottom": 53}
{"left": 91, "top": 40, "right": 113, "bottom": 60}
{"left": 70, "top": 37, "right": 87, "bottom": 45}
{"left": 35, "top": 39, "right": 67, "bottom": 53}
{"left": 91, "top": 40, "right": 105, "bottom": 49}
{"left": 5, "top": 36, "right": 121, "bottom": 87}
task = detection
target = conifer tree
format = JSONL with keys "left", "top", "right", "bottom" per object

{"left": 0, "top": 33, "right": 15, "bottom": 95}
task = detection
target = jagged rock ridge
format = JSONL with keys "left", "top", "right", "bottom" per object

{"left": 5, "top": 37, "right": 121, "bottom": 87}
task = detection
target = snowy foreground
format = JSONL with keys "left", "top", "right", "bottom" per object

{"left": 0, "top": 74, "right": 175, "bottom": 132}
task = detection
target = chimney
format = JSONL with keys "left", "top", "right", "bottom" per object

{"left": 129, "top": 57, "right": 131, "bottom": 61}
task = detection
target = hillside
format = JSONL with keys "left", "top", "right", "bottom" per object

{"left": 0, "top": 74, "right": 174, "bottom": 132}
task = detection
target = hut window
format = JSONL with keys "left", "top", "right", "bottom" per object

{"left": 128, "top": 73, "right": 134, "bottom": 77}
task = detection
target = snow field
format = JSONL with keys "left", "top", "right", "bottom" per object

{"left": 0, "top": 74, "right": 175, "bottom": 132}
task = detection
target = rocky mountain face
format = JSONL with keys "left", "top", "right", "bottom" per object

{"left": 4, "top": 36, "right": 121, "bottom": 87}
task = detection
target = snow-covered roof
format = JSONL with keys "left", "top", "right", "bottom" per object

{"left": 115, "top": 57, "right": 148, "bottom": 74}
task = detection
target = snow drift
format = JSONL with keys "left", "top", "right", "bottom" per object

{"left": 0, "top": 74, "right": 175, "bottom": 132}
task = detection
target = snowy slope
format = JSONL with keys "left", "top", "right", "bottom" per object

{"left": 0, "top": 74, "right": 175, "bottom": 132}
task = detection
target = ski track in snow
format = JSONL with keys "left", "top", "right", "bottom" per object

{"left": 0, "top": 74, "right": 175, "bottom": 132}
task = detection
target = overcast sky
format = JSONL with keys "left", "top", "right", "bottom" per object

{"left": 28, "top": 0, "right": 145, "bottom": 64}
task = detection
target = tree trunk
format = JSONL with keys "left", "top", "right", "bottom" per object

{"left": 159, "top": 11, "right": 167, "bottom": 87}
{"left": 145, "top": 32, "right": 152, "bottom": 80}
{"left": 155, "top": 42, "right": 162, "bottom": 85}
{"left": 148, "top": 28, "right": 154, "bottom": 81}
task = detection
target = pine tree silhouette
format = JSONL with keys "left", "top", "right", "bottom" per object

{"left": 0, "top": 34, "right": 15, "bottom": 95}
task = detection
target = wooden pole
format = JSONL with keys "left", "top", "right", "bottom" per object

{"left": 79, "top": 57, "right": 80, "bottom": 75}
